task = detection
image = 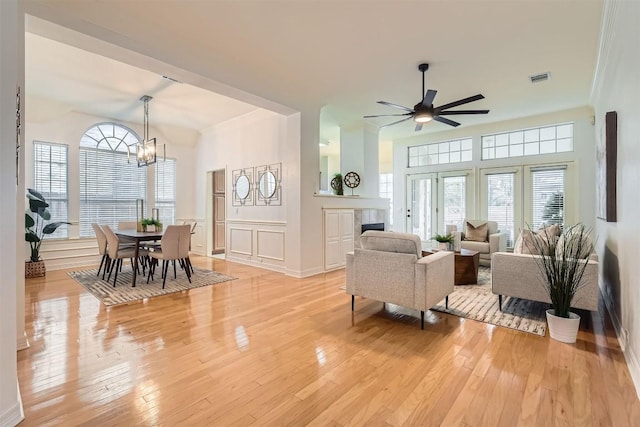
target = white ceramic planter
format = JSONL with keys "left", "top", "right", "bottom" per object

{"left": 438, "top": 242, "right": 449, "bottom": 250}
{"left": 546, "top": 309, "right": 580, "bottom": 343}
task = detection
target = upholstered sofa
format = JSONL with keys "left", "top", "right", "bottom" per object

{"left": 345, "top": 231, "right": 454, "bottom": 329}
{"left": 458, "top": 220, "right": 507, "bottom": 267}
{"left": 491, "top": 252, "right": 599, "bottom": 311}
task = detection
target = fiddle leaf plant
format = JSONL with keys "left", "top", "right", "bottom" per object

{"left": 25, "top": 188, "right": 70, "bottom": 262}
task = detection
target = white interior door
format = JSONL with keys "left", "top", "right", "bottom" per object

{"left": 406, "top": 174, "right": 437, "bottom": 242}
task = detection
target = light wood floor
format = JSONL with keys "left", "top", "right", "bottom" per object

{"left": 17, "top": 256, "right": 640, "bottom": 426}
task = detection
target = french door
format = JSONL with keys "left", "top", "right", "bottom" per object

{"left": 480, "top": 163, "right": 573, "bottom": 249}
{"left": 406, "top": 171, "right": 471, "bottom": 242}
{"left": 406, "top": 174, "right": 437, "bottom": 242}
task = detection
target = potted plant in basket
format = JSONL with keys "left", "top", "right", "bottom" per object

{"left": 25, "top": 188, "right": 70, "bottom": 278}
{"left": 432, "top": 233, "right": 454, "bottom": 251}
{"left": 527, "top": 223, "right": 594, "bottom": 343}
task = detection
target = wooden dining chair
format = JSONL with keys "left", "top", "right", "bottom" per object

{"left": 147, "top": 225, "right": 192, "bottom": 288}
{"left": 92, "top": 223, "right": 109, "bottom": 277}
{"left": 102, "top": 225, "right": 139, "bottom": 287}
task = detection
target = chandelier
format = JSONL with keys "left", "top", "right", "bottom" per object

{"left": 137, "top": 95, "right": 157, "bottom": 167}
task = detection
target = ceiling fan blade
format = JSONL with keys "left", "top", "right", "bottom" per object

{"left": 363, "top": 113, "right": 413, "bottom": 118}
{"left": 437, "top": 109, "right": 490, "bottom": 115}
{"left": 437, "top": 94, "right": 485, "bottom": 111}
{"left": 415, "top": 122, "right": 423, "bottom": 132}
{"left": 377, "top": 101, "right": 414, "bottom": 112}
{"left": 380, "top": 116, "right": 413, "bottom": 128}
{"left": 421, "top": 89, "right": 437, "bottom": 107}
{"left": 433, "top": 116, "right": 461, "bottom": 127}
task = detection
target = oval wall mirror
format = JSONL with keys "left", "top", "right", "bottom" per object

{"left": 235, "top": 175, "right": 250, "bottom": 200}
{"left": 259, "top": 171, "right": 277, "bottom": 199}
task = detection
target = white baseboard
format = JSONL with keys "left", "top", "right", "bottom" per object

{"left": 224, "top": 255, "right": 286, "bottom": 274}
{"left": 0, "top": 383, "right": 24, "bottom": 427}
{"left": 603, "top": 294, "right": 640, "bottom": 399}
{"left": 286, "top": 266, "right": 326, "bottom": 278}
{"left": 44, "top": 255, "right": 101, "bottom": 271}
{"left": 17, "top": 331, "right": 29, "bottom": 351}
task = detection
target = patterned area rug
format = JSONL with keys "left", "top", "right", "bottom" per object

{"left": 431, "top": 267, "right": 548, "bottom": 336}
{"left": 69, "top": 266, "right": 237, "bottom": 307}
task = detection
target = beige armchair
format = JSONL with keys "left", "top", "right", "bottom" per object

{"left": 458, "top": 220, "right": 506, "bottom": 267}
{"left": 346, "top": 231, "right": 454, "bottom": 329}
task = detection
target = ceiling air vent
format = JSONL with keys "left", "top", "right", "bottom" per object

{"left": 529, "top": 72, "right": 551, "bottom": 83}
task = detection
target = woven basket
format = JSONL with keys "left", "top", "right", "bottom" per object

{"left": 25, "top": 260, "right": 46, "bottom": 278}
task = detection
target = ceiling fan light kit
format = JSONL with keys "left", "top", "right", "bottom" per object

{"left": 365, "top": 63, "right": 490, "bottom": 131}
{"left": 414, "top": 112, "right": 433, "bottom": 123}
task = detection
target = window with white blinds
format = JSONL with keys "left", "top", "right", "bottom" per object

{"left": 486, "top": 173, "right": 515, "bottom": 247}
{"left": 379, "top": 173, "right": 393, "bottom": 228}
{"left": 442, "top": 176, "right": 466, "bottom": 231}
{"left": 33, "top": 141, "right": 69, "bottom": 238}
{"left": 79, "top": 123, "right": 145, "bottom": 237}
{"left": 155, "top": 158, "right": 176, "bottom": 226}
{"left": 531, "top": 167, "right": 565, "bottom": 229}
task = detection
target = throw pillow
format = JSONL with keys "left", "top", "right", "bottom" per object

{"left": 538, "top": 223, "right": 561, "bottom": 239}
{"left": 519, "top": 230, "right": 543, "bottom": 255}
{"left": 513, "top": 233, "right": 524, "bottom": 254}
{"left": 556, "top": 227, "right": 594, "bottom": 259}
{"left": 464, "top": 221, "right": 488, "bottom": 242}
{"left": 515, "top": 225, "right": 560, "bottom": 255}
{"left": 538, "top": 223, "right": 560, "bottom": 255}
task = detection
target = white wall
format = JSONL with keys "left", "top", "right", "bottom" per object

{"left": 194, "top": 109, "right": 289, "bottom": 271}
{"left": 24, "top": 105, "right": 198, "bottom": 269}
{"left": 392, "top": 106, "right": 596, "bottom": 233}
{"left": 591, "top": 0, "right": 640, "bottom": 398}
{"left": 195, "top": 109, "right": 287, "bottom": 222}
{"left": 0, "top": 0, "right": 24, "bottom": 424}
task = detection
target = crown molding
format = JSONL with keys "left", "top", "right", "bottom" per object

{"left": 590, "top": 0, "right": 619, "bottom": 104}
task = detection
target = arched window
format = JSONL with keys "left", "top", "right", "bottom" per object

{"left": 79, "top": 123, "right": 147, "bottom": 237}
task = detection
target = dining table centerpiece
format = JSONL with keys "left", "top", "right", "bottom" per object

{"left": 141, "top": 218, "right": 163, "bottom": 232}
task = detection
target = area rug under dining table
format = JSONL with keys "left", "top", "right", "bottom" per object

{"left": 69, "top": 266, "right": 237, "bottom": 307}
{"left": 431, "top": 267, "right": 548, "bottom": 336}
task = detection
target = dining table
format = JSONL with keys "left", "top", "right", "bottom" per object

{"left": 115, "top": 229, "right": 163, "bottom": 287}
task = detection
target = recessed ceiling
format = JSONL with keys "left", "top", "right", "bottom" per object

{"left": 23, "top": 0, "right": 603, "bottom": 141}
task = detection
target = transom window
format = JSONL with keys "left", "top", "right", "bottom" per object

{"left": 79, "top": 123, "right": 146, "bottom": 237}
{"left": 408, "top": 138, "right": 472, "bottom": 167}
{"left": 481, "top": 123, "right": 573, "bottom": 160}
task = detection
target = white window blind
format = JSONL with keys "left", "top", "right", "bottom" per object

{"left": 487, "top": 173, "right": 515, "bottom": 247}
{"left": 155, "top": 158, "right": 176, "bottom": 226}
{"left": 379, "top": 173, "right": 393, "bottom": 228}
{"left": 531, "top": 167, "right": 565, "bottom": 229}
{"left": 79, "top": 123, "right": 145, "bottom": 237}
{"left": 33, "top": 141, "right": 68, "bottom": 238}
{"left": 443, "top": 176, "right": 466, "bottom": 231}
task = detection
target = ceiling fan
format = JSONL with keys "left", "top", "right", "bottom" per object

{"left": 364, "top": 63, "right": 489, "bottom": 131}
